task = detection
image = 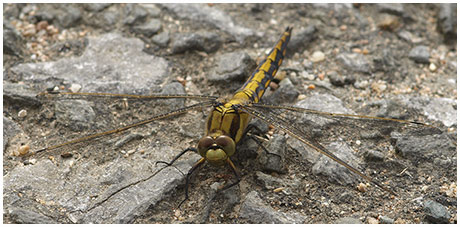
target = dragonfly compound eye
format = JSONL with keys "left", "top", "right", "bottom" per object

{"left": 197, "top": 136, "right": 214, "bottom": 157}
{"left": 215, "top": 135, "right": 236, "bottom": 157}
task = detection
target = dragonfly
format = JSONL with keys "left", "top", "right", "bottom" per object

{"left": 23, "top": 26, "right": 431, "bottom": 208}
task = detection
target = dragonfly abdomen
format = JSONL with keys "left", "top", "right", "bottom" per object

{"left": 233, "top": 27, "right": 292, "bottom": 104}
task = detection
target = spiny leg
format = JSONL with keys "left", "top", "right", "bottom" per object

{"left": 243, "top": 124, "right": 282, "bottom": 160}
{"left": 219, "top": 158, "right": 241, "bottom": 191}
{"left": 155, "top": 147, "right": 197, "bottom": 166}
{"left": 178, "top": 157, "right": 206, "bottom": 208}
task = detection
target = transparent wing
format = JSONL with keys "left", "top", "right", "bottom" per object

{"left": 241, "top": 102, "right": 439, "bottom": 195}
{"left": 21, "top": 91, "right": 216, "bottom": 158}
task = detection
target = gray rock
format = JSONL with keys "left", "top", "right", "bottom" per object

{"left": 209, "top": 51, "right": 254, "bottom": 83}
{"left": 334, "top": 217, "right": 362, "bottom": 224}
{"left": 123, "top": 4, "right": 148, "bottom": 25}
{"left": 83, "top": 3, "right": 111, "bottom": 12}
{"left": 394, "top": 130, "right": 455, "bottom": 163}
{"left": 260, "top": 134, "right": 287, "bottom": 173}
{"left": 239, "top": 191, "right": 307, "bottom": 223}
{"left": 54, "top": 100, "right": 96, "bottom": 131}
{"left": 364, "top": 150, "right": 385, "bottom": 162}
{"left": 328, "top": 71, "right": 356, "bottom": 87}
{"left": 171, "top": 32, "right": 222, "bottom": 54}
{"left": 423, "top": 200, "right": 450, "bottom": 224}
{"left": 294, "top": 93, "right": 355, "bottom": 128}
{"left": 3, "top": 24, "right": 24, "bottom": 57}
{"left": 11, "top": 33, "right": 170, "bottom": 94}
{"left": 255, "top": 171, "right": 284, "bottom": 190}
{"left": 397, "top": 30, "right": 414, "bottom": 43}
{"left": 397, "top": 96, "right": 456, "bottom": 127}
{"left": 114, "top": 133, "right": 144, "bottom": 149}
{"left": 9, "top": 208, "right": 56, "bottom": 224}
{"left": 100, "top": 10, "right": 119, "bottom": 28}
{"left": 3, "top": 145, "right": 198, "bottom": 223}
{"left": 312, "top": 141, "right": 361, "bottom": 186}
{"left": 373, "top": 49, "right": 396, "bottom": 73}
{"left": 438, "top": 4, "right": 457, "bottom": 40}
{"left": 408, "top": 45, "right": 430, "bottom": 64}
{"left": 268, "top": 78, "right": 300, "bottom": 105}
{"left": 132, "top": 18, "right": 162, "bottom": 37}
{"left": 368, "top": 99, "right": 409, "bottom": 120}
{"left": 286, "top": 25, "right": 316, "bottom": 56}
{"left": 312, "top": 3, "right": 352, "bottom": 12}
{"left": 3, "top": 82, "right": 41, "bottom": 107}
{"left": 3, "top": 116, "right": 24, "bottom": 150}
{"left": 142, "top": 4, "right": 161, "bottom": 18}
{"left": 3, "top": 4, "right": 21, "bottom": 20}
{"left": 379, "top": 215, "right": 394, "bottom": 224}
{"left": 57, "top": 5, "right": 82, "bottom": 28}
{"left": 161, "top": 3, "right": 255, "bottom": 43}
{"left": 160, "top": 82, "right": 186, "bottom": 110}
{"left": 152, "top": 31, "right": 170, "bottom": 47}
{"left": 377, "top": 3, "right": 404, "bottom": 16}
{"left": 336, "top": 53, "right": 371, "bottom": 73}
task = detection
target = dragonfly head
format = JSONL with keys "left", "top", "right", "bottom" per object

{"left": 197, "top": 135, "right": 236, "bottom": 166}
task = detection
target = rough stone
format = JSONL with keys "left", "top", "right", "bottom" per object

{"left": 438, "top": 3, "right": 457, "bottom": 41}
{"left": 208, "top": 51, "right": 255, "bottom": 83}
{"left": 239, "top": 191, "right": 307, "bottom": 223}
{"left": 83, "top": 3, "right": 111, "bottom": 12}
{"left": 152, "top": 31, "right": 170, "bottom": 47}
{"left": 3, "top": 24, "right": 25, "bottom": 57}
{"left": 56, "top": 5, "right": 82, "bottom": 28}
{"left": 312, "top": 141, "right": 361, "bottom": 186}
{"left": 54, "top": 100, "right": 96, "bottom": 131}
{"left": 424, "top": 200, "right": 450, "bottom": 224}
{"left": 10, "top": 33, "right": 170, "bottom": 94}
{"left": 161, "top": 3, "right": 255, "bottom": 43}
{"left": 267, "top": 78, "right": 300, "bottom": 105}
{"left": 333, "top": 217, "right": 362, "bottom": 224}
{"left": 132, "top": 18, "right": 162, "bottom": 37}
{"left": 408, "top": 45, "right": 430, "bottom": 64}
{"left": 286, "top": 25, "right": 316, "bottom": 56}
{"left": 171, "top": 32, "right": 222, "bottom": 54}
{"left": 123, "top": 4, "right": 148, "bottom": 25}
{"left": 8, "top": 208, "right": 56, "bottom": 224}
{"left": 336, "top": 52, "right": 370, "bottom": 73}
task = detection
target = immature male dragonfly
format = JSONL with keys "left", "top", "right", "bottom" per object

{"left": 30, "top": 27, "right": 426, "bottom": 205}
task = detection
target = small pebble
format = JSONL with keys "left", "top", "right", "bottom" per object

{"left": 379, "top": 215, "right": 395, "bottom": 224}
{"left": 357, "top": 182, "right": 367, "bottom": 192}
{"left": 352, "top": 48, "right": 362, "bottom": 54}
{"left": 36, "top": 20, "right": 49, "bottom": 31}
{"left": 23, "top": 24, "right": 37, "bottom": 37}
{"left": 18, "top": 109, "right": 27, "bottom": 118}
{"left": 69, "top": 83, "right": 82, "bottom": 93}
{"left": 429, "top": 63, "right": 437, "bottom": 72}
{"left": 15, "top": 144, "right": 30, "bottom": 156}
{"left": 311, "top": 51, "right": 325, "bottom": 63}
{"left": 318, "top": 72, "right": 325, "bottom": 80}
{"left": 273, "top": 187, "right": 284, "bottom": 193}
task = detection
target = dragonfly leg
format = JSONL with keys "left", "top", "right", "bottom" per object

{"left": 219, "top": 158, "right": 241, "bottom": 191}
{"left": 178, "top": 157, "right": 206, "bottom": 208}
{"left": 155, "top": 147, "right": 197, "bottom": 166}
{"left": 246, "top": 133, "right": 282, "bottom": 159}
{"left": 239, "top": 123, "right": 283, "bottom": 160}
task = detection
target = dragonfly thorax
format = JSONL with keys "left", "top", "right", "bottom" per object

{"left": 197, "top": 134, "right": 236, "bottom": 166}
